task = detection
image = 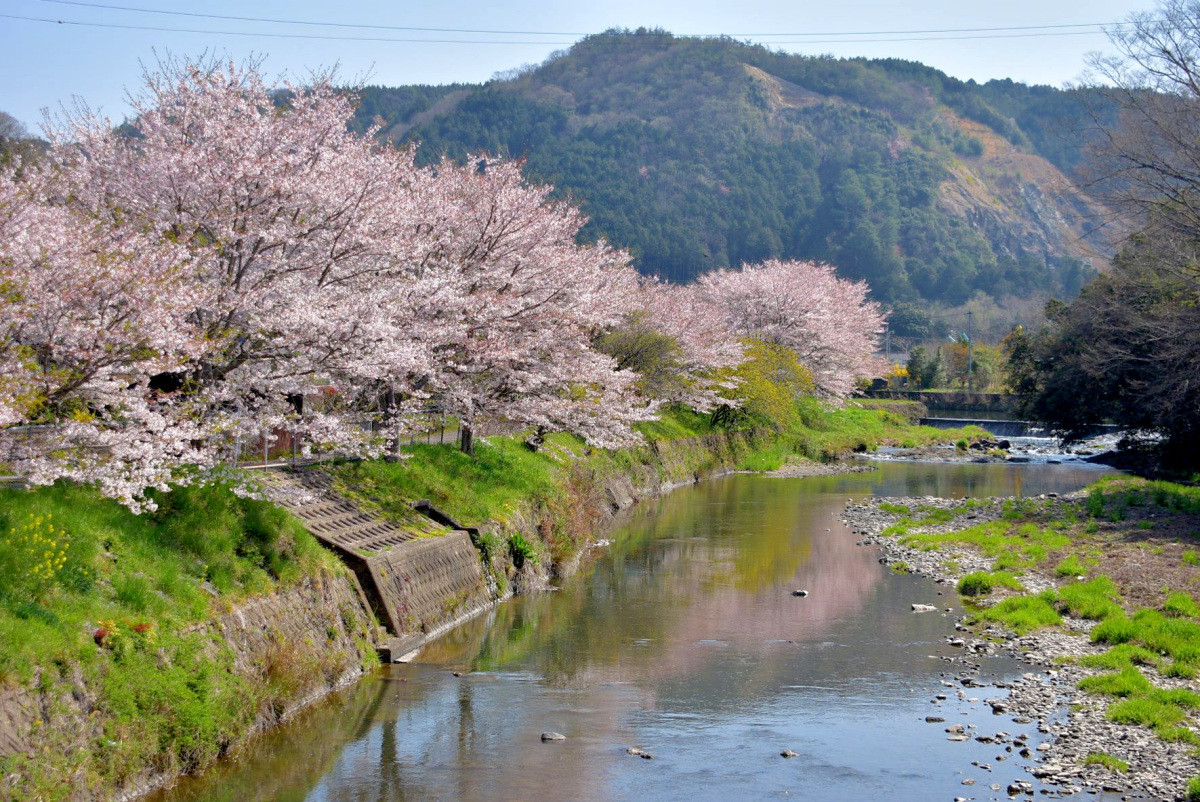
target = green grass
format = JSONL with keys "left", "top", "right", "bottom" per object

{"left": 1165, "top": 662, "right": 1199, "bottom": 679}
{"left": 0, "top": 481, "right": 332, "bottom": 682}
{"left": 1079, "top": 643, "right": 1159, "bottom": 671}
{"left": 957, "top": 570, "right": 1023, "bottom": 597}
{"left": 901, "top": 520, "right": 1070, "bottom": 572}
{"left": 1083, "top": 752, "right": 1130, "bottom": 773}
{"left": 1086, "top": 476, "right": 1200, "bottom": 517}
{"left": 784, "top": 398, "right": 986, "bottom": 461}
{"left": 1080, "top": 662, "right": 1200, "bottom": 743}
{"left": 1187, "top": 776, "right": 1200, "bottom": 802}
{"left": 1166, "top": 592, "right": 1200, "bottom": 618}
{"left": 972, "top": 591, "right": 1062, "bottom": 633}
{"left": 1078, "top": 666, "right": 1153, "bottom": 698}
{"left": 1093, "top": 609, "right": 1200, "bottom": 665}
{"left": 1054, "top": 554, "right": 1089, "bottom": 578}
{"left": 735, "top": 444, "right": 791, "bottom": 472}
{"left": 330, "top": 435, "right": 564, "bottom": 528}
{"left": 1055, "top": 577, "right": 1124, "bottom": 621}
{"left": 1107, "top": 696, "right": 1189, "bottom": 729}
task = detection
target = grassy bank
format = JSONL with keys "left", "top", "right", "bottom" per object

{"left": 0, "top": 482, "right": 373, "bottom": 799}
{"left": 330, "top": 400, "right": 983, "bottom": 572}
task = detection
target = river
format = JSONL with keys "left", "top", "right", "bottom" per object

{"left": 154, "top": 460, "right": 1112, "bottom": 802}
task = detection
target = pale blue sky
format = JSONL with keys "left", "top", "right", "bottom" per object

{"left": 1, "top": 0, "right": 1154, "bottom": 132}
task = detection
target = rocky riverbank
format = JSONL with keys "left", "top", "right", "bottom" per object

{"left": 843, "top": 493, "right": 1200, "bottom": 800}
{"left": 763, "top": 459, "right": 876, "bottom": 478}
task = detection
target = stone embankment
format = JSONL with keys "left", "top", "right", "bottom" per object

{"left": 0, "top": 570, "right": 379, "bottom": 801}
{"left": 843, "top": 495, "right": 1200, "bottom": 800}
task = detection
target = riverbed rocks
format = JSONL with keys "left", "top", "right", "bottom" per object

{"left": 843, "top": 494, "right": 1200, "bottom": 800}
{"left": 764, "top": 461, "right": 874, "bottom": 478}
{"left": 541, "top": 731, "right": 566, "bottom": 741}
{"left": 780, "top": 749, "right": 798, "bottom": 758}
{"left": 911, "top": 603, "right": 938, "bottom": 613}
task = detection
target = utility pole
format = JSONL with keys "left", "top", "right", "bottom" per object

{"left": 885, "top": 322, "right": 891, "bottom": 364}
{"left": 966, "top": 310, "right": 974, "bottom": 394}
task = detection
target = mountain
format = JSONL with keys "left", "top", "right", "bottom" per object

{"left": 353, "top": 30, "right": 1119, "bottom": 309}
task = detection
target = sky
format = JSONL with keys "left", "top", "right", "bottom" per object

{"left": 1, "top": 0, "right": 1156, "bottom": 133}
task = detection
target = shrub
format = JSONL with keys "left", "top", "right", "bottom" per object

{"left": 507, "top": 532, "right": 537, "bottom": 569}
{"left": 957, "top": 572, "right": 994, "bottom": 597}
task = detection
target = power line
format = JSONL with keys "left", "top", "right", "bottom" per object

{"left": 3, "top": 12, "right": 1123, "bottom": 46}
{"left": 40, "top": 0, "right": 591, "bottom": 36}
{"left": 37, "top": 0, "right": 1137, "bottom": 40}
{"left": 770, "top": 30, "right": 1108, "bottom": 44}
{"left": 0, "top": 13, "right": 580, "bottom": 44}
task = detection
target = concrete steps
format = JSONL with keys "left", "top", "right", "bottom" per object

{"left": 259, "top": 468, "right": 493, "bottom": 662}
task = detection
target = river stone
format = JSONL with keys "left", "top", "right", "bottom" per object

{"left": 541, "top": 732, "right": 566, "bottom": 741}
{"left": 911, "top": 603, "right": 938, "bottom": 613}
{"left": 780, "top": 749, "right": 798, "bottom": 758}
{"left": 791, "top": 590, "right": 809, "bottom": 597}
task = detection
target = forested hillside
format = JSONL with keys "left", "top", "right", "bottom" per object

{"left": 355, "top": 31, "right": 1118, "bottom": 310}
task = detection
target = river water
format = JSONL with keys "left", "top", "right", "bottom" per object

{"left": 155, "top": 460, "right": 1112, "bottom": 802}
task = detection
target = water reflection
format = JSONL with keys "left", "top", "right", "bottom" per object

{"left": 155, "top": 461, "right": 1112, "bottom": 802}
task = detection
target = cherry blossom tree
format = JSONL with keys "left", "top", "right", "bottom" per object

{"left": 0, "top": 162, "right": 205, "bottom": 508}
{"left": 0, "top": 57, "right": 440, "bottom": 507}
{"left": 0, "top": 57, "right": 664, "bottom": 504}
{"left": 411, "top": 157, "right": 654, "bottom": 452}
{"left": 697, "top": 259, "right": 886, "bottom": 399}
{"left": 597, "top": 278, "right": 744, "bottom": 412}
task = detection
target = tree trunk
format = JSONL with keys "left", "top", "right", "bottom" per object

{"left": 459, "top": 424, "right": 474, "bottom": 456}
{"left": 385, "top": 389, "right": 403, "bottom": 462}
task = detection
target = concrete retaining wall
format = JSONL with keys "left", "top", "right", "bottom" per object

{"left": 366, "top": 531, "right": 491, "bottom": 641}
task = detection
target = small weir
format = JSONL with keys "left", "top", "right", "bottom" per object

{"left": 920, "top": 417, "right": 1120, "bottom": 438}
